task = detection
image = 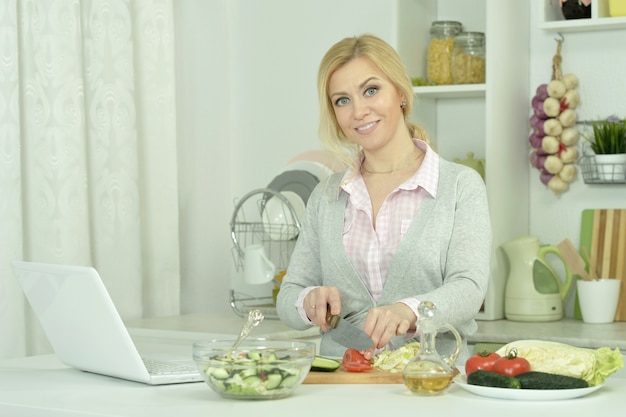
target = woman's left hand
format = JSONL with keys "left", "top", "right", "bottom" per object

{"left": 360, "top": 303, "right": 416, "bottom": 359}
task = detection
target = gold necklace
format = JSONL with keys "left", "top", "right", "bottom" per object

{"left": 361, "top": 152, "right": 423, "bottom": 174}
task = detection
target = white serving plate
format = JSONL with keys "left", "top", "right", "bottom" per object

{"left": 453, "top": 375, "right": 604, "bottom": 401}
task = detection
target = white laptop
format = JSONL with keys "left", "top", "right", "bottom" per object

{"left": 11, "top": 261, "right": 204, "bottom": 385}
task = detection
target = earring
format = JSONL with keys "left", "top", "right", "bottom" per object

{"left": 401, "top": 101, "right": 407, "bottom": 108}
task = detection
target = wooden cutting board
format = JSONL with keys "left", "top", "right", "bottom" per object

{"left": 303, "top": 367, "right": 404, "bottom": 384}
{"left": 575, "top": 209, "right": 626, "bottom": 321}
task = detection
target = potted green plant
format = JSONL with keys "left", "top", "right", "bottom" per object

{"left": 585, "top": 115, "right": 626, "bottom": 181}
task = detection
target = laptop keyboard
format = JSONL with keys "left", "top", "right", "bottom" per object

{"left": 142, "top": 358, "right": 198, "bottom": 376}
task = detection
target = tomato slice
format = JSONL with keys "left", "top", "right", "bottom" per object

{"left": 342, "top": 349, "right": 372, "bottom": 372}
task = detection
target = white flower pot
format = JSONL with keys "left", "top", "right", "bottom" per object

{"left": 593, "top": 153, "right": 626, "bottom": 182}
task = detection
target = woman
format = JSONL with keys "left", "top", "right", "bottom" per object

{"left": 276, "top": 34, "right": 491, "bottom": 362}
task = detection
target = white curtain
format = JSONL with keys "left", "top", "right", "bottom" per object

{"left": 0, "top": 0, "right": 181, "bottom": 358}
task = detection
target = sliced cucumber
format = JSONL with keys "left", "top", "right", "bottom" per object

{"left": 243, "top": 375, "right": 263, "bottom": 386}
{"left": 208, "top": 367, "right": 230, "bottom": 380}
{"left": 202, "top": 349, "right": 310, "bottom": 398}
{"left": 212, "top": 379, "right": 226, "bottom": 392}
{"left": 282, "top": 366, "right": 301, "bottom": 377}
{"left": 311, "top": 356, "right": 341, "bottom": 372}
{"left": 263, "top": 352, "right": 279, "bottom": 362}
{"left": 264, "top": 373, "right": 282, "bottom": 390}
{"left": 280, "top": 375, "right": 299, "bottom": 388}
{"left": 239, "top": 367, "right": 258, "bottom": 378}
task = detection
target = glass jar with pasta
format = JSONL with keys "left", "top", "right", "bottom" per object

{"left": 427, "top": 21, "right": 463, "bottom": 85}
{"left": 452, "top": 32, "right": 486, "bottom": 84}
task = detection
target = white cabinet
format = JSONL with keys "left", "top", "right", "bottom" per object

{"left": 540, "top": 0, "right": 626, "bottom": 32}
{"left": 396, "top": 0, "right": 531, "bottom": 320}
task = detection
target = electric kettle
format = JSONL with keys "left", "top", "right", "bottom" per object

{"left": 502, "top": 235, "right": 573, "bottom": 322}
{"left": 453, "top": 152, "right": 485, "bottom": 181}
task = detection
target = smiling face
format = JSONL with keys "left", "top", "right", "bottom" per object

{"left": 328, "top": 57, "right": 407, "bottom": 153}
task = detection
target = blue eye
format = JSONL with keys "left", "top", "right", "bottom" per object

{"left": 365, "top": 86, "right": 378, "bottom": 96}
{"left": 335, "top": 97, "right": 350, "bottom": 106}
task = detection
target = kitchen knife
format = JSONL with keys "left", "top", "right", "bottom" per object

{"left": 326, "top": 313, "right": 373, "bottom": 351}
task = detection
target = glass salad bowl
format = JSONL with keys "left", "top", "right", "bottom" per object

{"left": 193, "top": 338, "right": 316, "bottom": 400}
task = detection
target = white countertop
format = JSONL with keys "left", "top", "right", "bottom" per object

{"left": 472, "top": 319, "right": 626, "bottom": 351}
{"left": 0, "top": 352, "right": 624, "bottom": 417}
{"left": 2, "top": 313, "right": 625, "bottom": 416}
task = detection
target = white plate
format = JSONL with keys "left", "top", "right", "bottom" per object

{"left": 262, "top": 191, "right": 304, "bottom": 241}
{"left": 265, "top": 169, "right": 319, "bottom": 206}
{"left": 287, "top": 149, "right": 346, "bottom": 173}
{"left": 283, "top": 160, "right": 333, "bottom": 183}
{"left": 453, "top": 375, "right": 604, "bottom": 401}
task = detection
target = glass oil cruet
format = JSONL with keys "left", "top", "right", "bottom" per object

{"left": 402, "top": 301, "right": 462, "bottom": 395}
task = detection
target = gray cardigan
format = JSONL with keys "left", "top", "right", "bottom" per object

{"left": 276, "top": 158, "right": 492, "bottom": 362}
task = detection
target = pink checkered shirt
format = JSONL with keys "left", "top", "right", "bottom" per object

{"left": 340, "top": 140, "right": 439, "bottom": 313}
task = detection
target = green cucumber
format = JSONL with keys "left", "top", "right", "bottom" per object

{"left": 310, "top": 356, "right": 341, "bottom": 372}
{"left": 516, "top": 372, "right": 588, "bottom": 390}
{"left": 466, "top": 370, "right": 521, "bottom": 389}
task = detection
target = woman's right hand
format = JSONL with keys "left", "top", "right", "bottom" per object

{"left": 304, "top": 286, "right": 341, "bottom": 332}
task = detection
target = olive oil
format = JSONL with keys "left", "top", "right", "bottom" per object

{"left": 403, "top": 372, "right": 454, "bottom": 395}
{"left": 401, "top": 301, "right": 462, "bottom": 396}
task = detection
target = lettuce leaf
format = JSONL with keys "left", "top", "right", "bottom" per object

{"left": 496, "top": 340, "right": 624, "bottom": 386}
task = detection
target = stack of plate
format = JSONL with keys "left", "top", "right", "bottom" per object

{"left": 262, "top": 150, "right": 344, "bottom": 241}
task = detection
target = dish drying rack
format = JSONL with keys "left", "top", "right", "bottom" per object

{"left": 229, "top": 188, "right": 301, "bottom": 319}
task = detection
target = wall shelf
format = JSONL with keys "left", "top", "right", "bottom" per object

{"left": 539, "top": 16, "right": 626, "bottom": 32}
{"left": 413, "top": 84, "right": 486, "bottom": 99}
{"left": 540, "top": 0, "right": 626, "bottom": 32}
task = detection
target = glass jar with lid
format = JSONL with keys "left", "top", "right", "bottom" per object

{"left": 452, "top": 31, "right": 486, "bottom": 84}
{"left": 427, "top": 21, "right": 463, "bottom": 85}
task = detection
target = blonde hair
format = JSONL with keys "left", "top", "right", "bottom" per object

{"left": 317, "top": 34, "right": 430, "bottom": 171}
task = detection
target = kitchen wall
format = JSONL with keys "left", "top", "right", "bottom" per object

{"left": 173, "top": 1, "right": 626, "bottom": 317}
{"left": 528, "top": 3, "right": 626, "bottom": 314}
{"left": 174, "top": 0, "right": 397, "bottom": 314}
{"left": 174, "top": 0, "right": 231, "bottom": 314}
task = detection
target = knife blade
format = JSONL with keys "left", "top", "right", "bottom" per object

{"left": 326, "top": 313, "right": 373, "bottom": 351}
